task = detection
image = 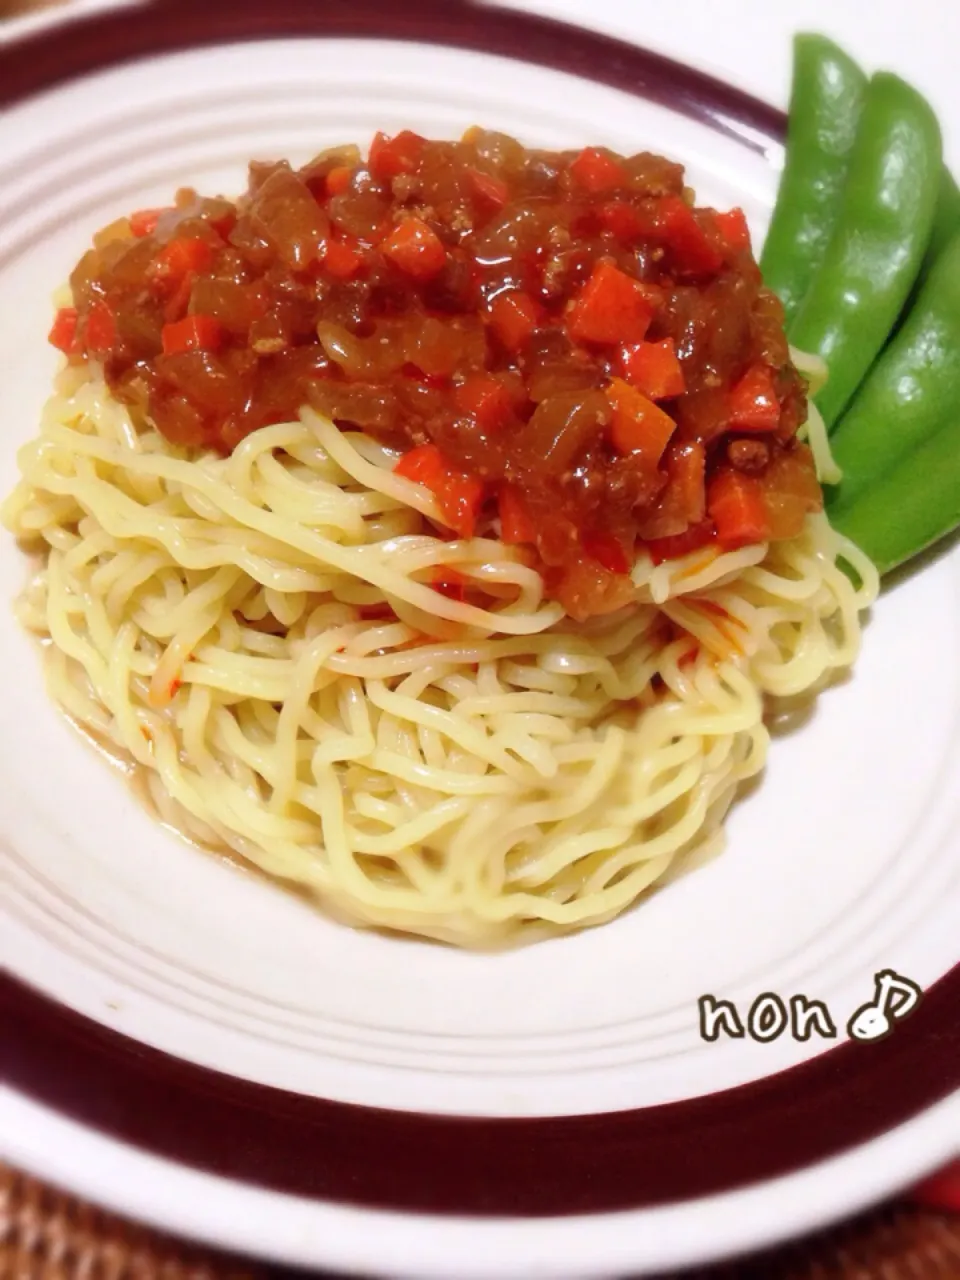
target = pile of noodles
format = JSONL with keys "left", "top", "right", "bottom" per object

{"left": 2, "top": 364, "right": 877, "bottom": 945}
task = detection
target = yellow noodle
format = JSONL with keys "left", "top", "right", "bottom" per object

{"left": 2, "top": 370, "right": 878, "bottom": 946}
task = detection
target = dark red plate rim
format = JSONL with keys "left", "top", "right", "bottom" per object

{"left": 1, "top": 0, "right": 958, "bottom": 1222}
{"left": 3, "top": 969, "right": 958, "bottom": 1216}
{"left": 0, "top": 0, "right": 785, "bottom": 152}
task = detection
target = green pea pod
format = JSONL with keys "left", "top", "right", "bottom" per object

{"left": 918, "top": 165, "right": 960, "bottom": 282}
{"left": 760, "top": 35, "right": 866, "bottom": 324}
{"left": 789, "top": 72, "right": 942, "bottom": 428}
{"left": 827, "top": 231, "right": 960, "bottom": 515}
{"left": 829, "top": 419, "right": 960, "bottom": 576}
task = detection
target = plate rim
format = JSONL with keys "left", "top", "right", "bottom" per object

{"left": 0, "top": 0, "right": 784, "bottom": 154}
{"left": 2, "top": 968, "right": 959, "bottom": 1217}
{"left": 2, "top": 1075, "right": 958, "bottom": 1280}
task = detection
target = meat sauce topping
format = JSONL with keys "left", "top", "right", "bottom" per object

{"left": 52, "top": 129, "right": 822, "bottom": 620}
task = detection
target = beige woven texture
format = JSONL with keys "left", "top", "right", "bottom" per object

{"left": 0, "top": 1166, "right": 260, "bottom": 1280}
{"left": 3, "top": 1164, "right": 960, "bottom": 1279}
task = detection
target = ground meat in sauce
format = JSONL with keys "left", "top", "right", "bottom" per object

{"left": 52, "top": 128, "right": 822, "bottom": 621}
{"left": 728, "top": 438, "right": 771, "bottom": 473}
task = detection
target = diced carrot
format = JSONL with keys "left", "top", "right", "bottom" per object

{"left": 499, "top": 485, "right": 536, "bottom": 545}
{"left": 620, "top": 338, "right": 685, "bottom": 399}
{"left": 490, "top": 291, "right": 540, "bottom": 352}
{"left": 454, "top": 375, "right": 513, "bottom": 431}
{"left": 605, "top": 377, "right": 676, "bottom": 463}
{"left": 646, "top": 520, "right": 715, "bottom": 564}
{"left": 325, "top": 165, "right": 353, "bottom": 197}
{"left": 155, "top": 237, "right": 214, "bottom": 281}
{"left": 569, "top": 147, "right": 627, "bottom": 194}
{"left": 714, "top": 207, "right": 751, "bottom": 253}
{"left": 438, "top": 472, "right": 485, "bottom": 539}
{"left": 48, "top": 307, "right": 80, "bottom": 354}
{"left": 323, "top": 235, "right": 365, "bottom": 280}
{"left": 85, "top": 300, "right": 117, "bottom": 354}
{"left": 581, "top": 529, "right": 631, "bottom": 575}
{"left": 468, "top": 169, "right": 509, "bottom": 208}
{"left": 161, "top": 314, "right": 224, "bottom": 356}
{"left": 130, "top": 208, "right": 164, "bottom": 237}
{"left": 728, "top": 364, "right": 781, "bottom": 432}
{"left": 655, "top": 196, "right": 723, "bottom": 276}
{"left": 394, "top": 444, "right": 485, "bottom": 538}
{"left": 567, "top": 261, "right": 656, "bottom": 346}
{"left": 707, "top": 468, "right": 771, "bottom": 547}
{"left": 666, "top": 442, "right": 707, "bottom": 525}
{"left": 598, "top": 200, "right": 644, "bottom": 241}
{"left": 381, "top": 217, "right": 447, "bottom": 280}
{"left": 395, "top": 442, "right": 448, "bottom": 487}
{"left": 368, "top": 130, "right": 426, "bottom": 182}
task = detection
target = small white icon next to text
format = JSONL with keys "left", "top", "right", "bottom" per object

{"left": 846, "top": 969, "right": 923, "bottom": 1042}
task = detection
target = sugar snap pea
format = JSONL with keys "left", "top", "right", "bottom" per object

{"left": 827, "top": 232, "right": 960, "bottom": 515}
{"left": 789, "top": 73, "right": 942, "bottom": 428}
{"left": 918, "top": 165, "right": 960, "bottom": 282}
{"left": 829, "top": 418, "right": 960, "bottom": 576}
{"left": 760, "top": 35, "right": 866, "bottom": 324}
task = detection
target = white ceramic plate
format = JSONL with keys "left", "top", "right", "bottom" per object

{"left": 1, "top": 3, "right": 958, "bottom": 1276}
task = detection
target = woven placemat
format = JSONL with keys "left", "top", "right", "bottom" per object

{"left": 0, "top": 0, "right": 65, "bottom": 17}
{"left": 3, "top": 1163, "right": 960, "bottom": 1279}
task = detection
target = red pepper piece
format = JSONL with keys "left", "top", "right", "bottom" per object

{"left": 728, "top": 364, "right": 781, "bottom": 432}
{"left": 161, "top": 314, "right": 224, "bottom": 356}
{"left": 567, "top": 261, "right": 656, "bottom": 345}
{"left": 381, "top": 218, "right": 447, "bottom": 280}
{"left": 620, "top": 339, "right": 685, "bottom": 399}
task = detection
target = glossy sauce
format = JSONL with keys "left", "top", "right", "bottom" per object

{"left": 54, "top": 129, "right": 821, "bottom": 619}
